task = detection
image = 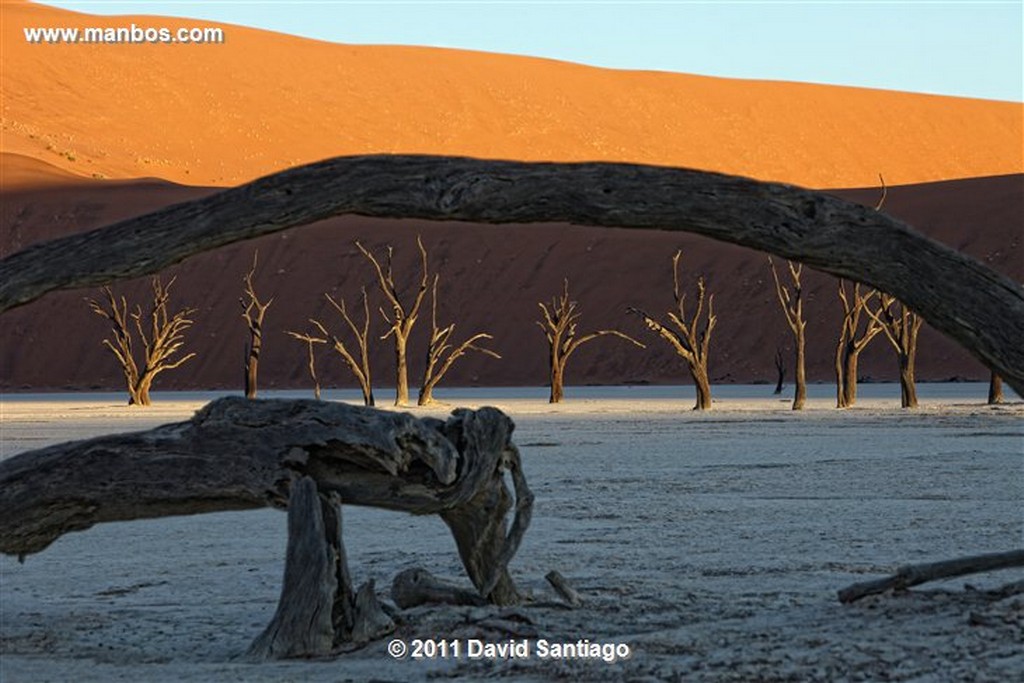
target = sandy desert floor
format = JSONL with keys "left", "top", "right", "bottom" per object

{"left": 1, "top": 388, "right": 1022, "bottom": 682}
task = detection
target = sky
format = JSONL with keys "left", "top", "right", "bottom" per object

{"left": 46, "top": 1, "right": 1024, "bottom": 102}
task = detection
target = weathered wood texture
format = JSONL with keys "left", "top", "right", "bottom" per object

{"left": 838, "top": 549, "right": 1024, "bottom": 604}
{"left": 248, "top": 476, "right": 338, "bottom": 659}
{"left": 0, "top": 397, "right": 530, "bottom": 608}
{"left": 545, "top": 570, "right": 583, "bottom": 607}
{"left": 0, "top": 155, "right": 1020, "bottom": 393}
{"left": 391, "top": 567, "right": 488, "bottom": 609}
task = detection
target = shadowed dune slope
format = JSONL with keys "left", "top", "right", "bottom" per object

{"left": 2, "top": 2, "right": 1021, "bottom": 190}
{"left": 1, "top": 154, "right": 1020, "bottom": 392}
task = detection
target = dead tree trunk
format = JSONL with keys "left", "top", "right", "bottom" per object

{"left": 866, "top": 293, "right": 924, "bottom": 408}
{"left": 769, "top": 258, "right": 807, "bottom": 410}
{"left": 248, "top": 477, "right": 344, "bottom": 658}
{"left": 286, "top": 331, "right": 326, "bottom": 400}
{"left": 835, "top": 281, "right": 883, "bottom": 408}
{"left": 988, "top": 372, "right": 1004, "bottom": 404}
{"left": 3, "top": 155, "right": 1022, "bottom": 395}
{"left": 309, "top": 289, "right": 375, "bottom": 406}
{"left": 773, "top": 348, "right": 786, "bottom": 395}
{"left": 419, "top": 276, "right": 501, "bottom": 406}
{"left": 86, "top": 276, "right": 196, "bottom": 406}
{"left": 538, "top": 279, "right": 644, "bottom": 403}
{"left": 357, "top": 238, "right": 430, "bottom": 407}
{"left": 629, "top": 251, "right": 716, "bottom": 410}
{"left": 240, "top": 252, "right": 273, "bottom": 399}
{"left": 248, "top": 478, "right": 395, "bottom": 658}
{"left": 0, "top": 398, "right": 533, "bottom": 654}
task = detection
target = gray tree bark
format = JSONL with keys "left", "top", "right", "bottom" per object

{"left": 838, "top": 549, "right": 1024, "bottom": 603}
{"left": 247, "top": 476, "right": 341, "bottom": 659}
{"left": 0, "top": 397, "right": 531, "bottom": 613}
{"left": 1, "top": 155, "right": 1021, "bottom": 393}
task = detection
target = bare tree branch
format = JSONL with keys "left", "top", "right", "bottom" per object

{"left": 769, "top": 256, "right": 807, "bottom": 409}
{"left": 537, "top": 279, "right": 643, "bottom": 403}
{"left": 240, "top": 251, "right": 273, "bottom": 398}
{"left": 286, "top": 329, "right": 327, "bottom": 400}
{"left": 631, "top": 251, "right": 716, "bottom": 409}
{"left": 86, "top": 276, "right": 196, "bottom": 405}
{"left": 312, "top": 289, "right": 375, "bottom": 406}
{"left": 835, "top": 280, "right": 884, "bottom": 408}
{"left": 357, "top": 237, "right": 430, "bottom": 406}
{"left": 419, "top": 276, "right": 501, "bottom": 405}
{"left": 865, "top": 293, "right": 925, "bottom": 407}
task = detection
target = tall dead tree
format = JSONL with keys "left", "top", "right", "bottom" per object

{"left": 769, "top": 257, "right": 807, "bottom": 410}
{"left": 835, "top": 281, "right": 884, "bottom": 408}
{"left": 86, "top": 276, "right": 196, "bottom": 406}
{"left": 988, "top": 372, "right": 1004, "bottom": 404}
{"left": 831, "top": 175, "right": 889, "bottom": 408}
{"left": 286, "top": 330, "right": 326, "bottom": 400}
{"left": 629, "top": 251, "right": 717, "bottom": 410}
{"left": 419, "top": 277, "right": 501, "bottom": 406}
{"left": 866, "top": 293, "right": 925, "bottom": 408}
{"left": 357, "top": 238, "right": 430, "bottom": 407}
{"left": 773, "top": 348, "right": 786, "bottom": 395}
{"left": 240, "top": 251, "right": 273, "bottom": 399}
{"left": 538, "top": 279, "right": 644, "bottom": 403}
{"left": 308, "top": 289, "right": 375, "bottom": 406}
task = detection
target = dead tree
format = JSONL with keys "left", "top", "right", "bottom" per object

{"left": 286, "top": 330, "right": 326, "bottom": 400}
{"left": 240, "top": 252, "right": 273, "bottom": 399}
{"left": 629, "top": 251, "right": 717, "bottom": 410}
{"left": 0, "top": 398, "right": 534, "bottom": 657}
{"left": 357, "top": 237, "right": 430, "bottom": 407}
{"left": 773, "top": 348, "right": 786, "bottom": 395}
{"left": 419, "top": 277, "right": 501, "bottom": 406}
{"left": 3, "top": 155, "right": 1022, "bottom": 395}
{"left": 988, "top": 372, "right": 1004, "bottom": 404}
{"left": 538, "top": 279, "right": 643, "bottom": 403}
{"left": 866, "top": 294, "right": 924, "bottom": 408}
{"left": 838, "top": 549, "right": 1024, "bottom": 603}
{"left": 86, "top": 276, "right": 196, "bottom": 406}
{"left": 309, "top": 289, "right": 375, "bottom": 406}
{"left": 769, "top": 257, "right": 807, "bottom": 410}
{"left": 835, "top": 281, "right": 884, "bottom": 408}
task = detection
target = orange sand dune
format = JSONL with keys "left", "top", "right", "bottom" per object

{"left": 2, "top": 2, "right": 1020, "bottom": 189}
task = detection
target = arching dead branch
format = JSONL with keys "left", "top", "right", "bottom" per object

{"left": 2, "top": 155, "right": 1020, "bottom": 393}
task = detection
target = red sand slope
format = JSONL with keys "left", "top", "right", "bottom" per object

{"left": 1, "top": 154, "right": 1019, "bottom": 392}
{"left": 2, "top": 1, "right": 1021, "bottom": 189}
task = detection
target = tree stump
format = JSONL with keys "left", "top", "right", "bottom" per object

{"left": 248, "top": 477, "right": 341, "bottom": 659}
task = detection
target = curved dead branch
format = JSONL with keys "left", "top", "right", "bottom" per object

{"left": 0, "top": 154, "right": 1020, "bottom": 393}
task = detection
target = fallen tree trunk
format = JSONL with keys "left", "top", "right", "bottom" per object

{"left": 0, "top": 397, "right": 531, "bottom": 617}
{"left": 838, "top": 549, "right": 1024, "bottom": 604}
{"left": 0, "top": 155, "right": 1020, "bottom": 393}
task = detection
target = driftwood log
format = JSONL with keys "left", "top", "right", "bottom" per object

{"left": 391, "top": 567, "right": 488, "bottom": 609}
{"left": 0, "top": 397, "right": 533, "bottom": 656}
{"left": 838, "top": 549, "right": 1024, "bottom": 604}
{"left": 0, "top": 155, "right": 1021, "bottom": 394}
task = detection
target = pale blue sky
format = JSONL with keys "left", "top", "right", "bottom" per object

{"left": 47, "top": 1, "right": 1023, "bottom": 102}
